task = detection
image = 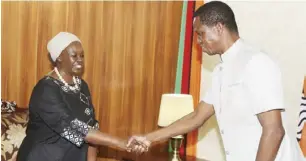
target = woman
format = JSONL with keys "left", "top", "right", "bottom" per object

{"left": 17, "top": 32, "right": 127, "bottom": 161}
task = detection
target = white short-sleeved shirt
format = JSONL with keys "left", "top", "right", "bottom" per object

{"left": 202, "top": 39, "right": 304, "bottom": 161}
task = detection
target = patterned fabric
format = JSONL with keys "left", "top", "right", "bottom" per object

{"left": 1, "top": 100, "right": 17, "bottom": 113}
{"left": 17, "top": 77, "right": 99, "bottom": 161}
{"left": 297, "top": 78, "right": 306, "bottom": 157}
{"left": 297, "top": 95, "right": 306, "bottom": 141}
{"left": 48, "top": 76, "right": 82, "bottom": 94}
{"left": 60, "top": 119, "right": 90, "bottom": 147}
{"left": 1, "top": 100, "right": 28, "bottom": 161}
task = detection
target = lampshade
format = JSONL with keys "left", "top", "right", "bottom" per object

{"left": 158, "top": 94, "right": 194, "bottom": 127}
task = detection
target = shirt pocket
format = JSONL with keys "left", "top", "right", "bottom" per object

{"left": 224, "top": 79, "right": 253, "bottom": 120}
{"left": 226, "top": 79, "right": 244, "bottom": 97}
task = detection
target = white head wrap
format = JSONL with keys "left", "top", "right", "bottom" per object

{"left": 47, "top": 32, "right": 81, "bottom": 62}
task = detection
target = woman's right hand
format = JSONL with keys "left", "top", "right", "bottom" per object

{"left": 126, "top": 135, "right": 151, "bottom": 154}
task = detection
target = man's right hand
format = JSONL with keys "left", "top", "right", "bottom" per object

{"left": 126, "top": 135, "right": 151, "bottom": 154}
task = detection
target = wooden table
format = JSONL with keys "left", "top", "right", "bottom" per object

{"left": 98, "top": 144, "right": 209, "bottom": 161}
{"left": 99, "top": 152, "right": 208, "bottom": 161}
{"left": 120, "top": 153, "right": 209, "bottom": 161}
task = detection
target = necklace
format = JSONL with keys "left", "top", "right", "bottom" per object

{"left": 54, "top": 67, "right": 80, "bottom": 92}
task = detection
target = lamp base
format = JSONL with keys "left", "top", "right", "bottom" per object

{"left": 169, "top": 135, "right": 183, "bottom": 161}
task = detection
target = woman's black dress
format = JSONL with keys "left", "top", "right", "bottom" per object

{"left": 17, "top": 76, "right": 99, "bottom": 161}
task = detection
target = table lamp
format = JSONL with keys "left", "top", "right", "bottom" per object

{"left": 158, "top": 94, "right": 194, "bottom": 161}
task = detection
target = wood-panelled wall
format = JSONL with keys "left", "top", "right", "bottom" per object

{"left": 1, "top": 1, "right": 183, "bottom": 160}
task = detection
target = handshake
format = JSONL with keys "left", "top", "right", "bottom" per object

{"left": 124, "top": 135, "right": 152, "bottom": 154}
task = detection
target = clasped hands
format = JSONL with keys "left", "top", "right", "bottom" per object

{"left": 125, "top": 135, "right": 152, "bottom": 154}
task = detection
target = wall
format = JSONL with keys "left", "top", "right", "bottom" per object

{"left": 1, "top": 1, "right": 183, "bottom": 160}
{"left": 197, "top": 1, "right": 306, "bottom": 160}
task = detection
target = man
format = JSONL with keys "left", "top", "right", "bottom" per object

{"left": 127, "top": 1, "right": 305, "bottom": 161}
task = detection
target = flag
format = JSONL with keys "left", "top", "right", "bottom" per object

{"left": 172, "top": 0, "right": 195, "bottom": 154}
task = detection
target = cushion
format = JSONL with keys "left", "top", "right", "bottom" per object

{"left": 1, "top": 100, "right": 28, "bottom": 161}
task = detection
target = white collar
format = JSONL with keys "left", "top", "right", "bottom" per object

{"left": 220, "top": 38, "right": 243, "bottom": 64}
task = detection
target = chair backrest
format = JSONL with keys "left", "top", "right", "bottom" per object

{"left": 1, "top": 100, "right": 29, "bottom": 161}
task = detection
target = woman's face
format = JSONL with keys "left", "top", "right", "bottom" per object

{"left": 57, "top": 41, "right": 84, "bottom": 76}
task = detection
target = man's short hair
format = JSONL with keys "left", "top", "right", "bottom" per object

{"left": 194, "top": 1, "right": 239, "bottom": 33}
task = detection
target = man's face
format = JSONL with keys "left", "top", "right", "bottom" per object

{"left": 193, "top": 17, "right": 222, "bottom": 56}
{"left": 58, "top": 41, "right": 84, "bottom": 76}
